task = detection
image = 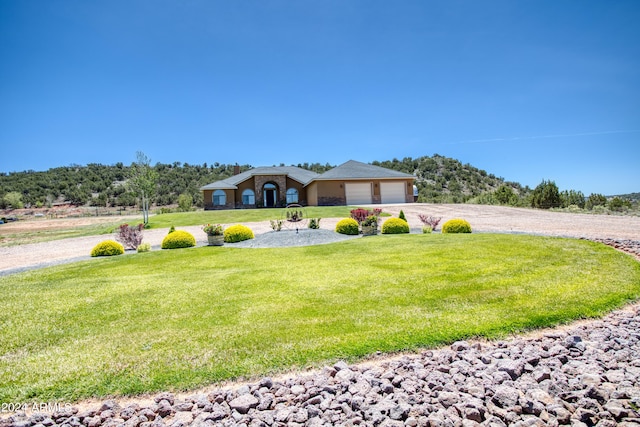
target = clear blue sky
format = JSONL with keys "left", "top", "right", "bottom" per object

{"left": 1, "top": 1, "right": 639, "bottom": 195}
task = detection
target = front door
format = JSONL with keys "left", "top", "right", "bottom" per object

{"left": 263, "top": 183, "right": 277, "bottom": 207}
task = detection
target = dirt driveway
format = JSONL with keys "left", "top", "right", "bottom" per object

{"left": 1, "top": 204, "right": 639, "bottom": 275}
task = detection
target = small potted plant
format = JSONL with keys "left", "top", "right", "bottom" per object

{"left": 361, "top": 215, "right": 379, "bottom": 236}
{"left": 203, "top": 223, "right": 224, "bottom": 246}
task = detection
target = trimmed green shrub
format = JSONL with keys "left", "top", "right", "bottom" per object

{"left": 308, "top": 218, "right": 321, "bottom": 229}
{"left": 161, "top": 230, "right": 196, "bottom": 249}
{"left": 399, "top": 210, "right": 407, "bottom": 222}
{"left": 335, "top": 218, "right": 359, "bottom": 235}
{"left": 137, "top": 243, "right": 151, "bottom": 253}
{"left": 442, "top": 218, "right": 472, "bottom": 234}
{"left": 422, "top": 226, "right": 432, "bottom": 234}
{"left": 382, "top": 217, "right": 410, "bottom": 234}
{"left": 91, "top": 240, "right": 124, "bottom": 257}
{"left": 168, "top": 225, "right": 176, "bottom": 234}
{"left": 224, "top": 224, "right": 255, "bottom": 243}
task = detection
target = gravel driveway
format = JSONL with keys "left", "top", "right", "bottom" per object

{"left": 1, "top": 204, "right": 639, "bottom": 276}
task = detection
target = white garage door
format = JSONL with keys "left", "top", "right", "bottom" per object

{"left": 345, "top": 183, "right": 372, "bottom": 205}
{"left": 380, "top": 182, "right": 407, "bottom": 204}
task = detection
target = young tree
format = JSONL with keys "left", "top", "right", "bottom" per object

{"left": 560, "top": 189, "right": 586, "bottom": 208}
{"left": 128, "top": 151, "right": 158, "bottom": 225}
{"left": 585, "top": 193, "right": 607, "bottom": 210}
{"left": 494, "top": 184, "right": 518, "bottom": 205}
{"left": 531, "top": 180, "right": 561, "bottom": 209}
{"left": 177, "top": 193, "right": 193, "bottom": 212}
{"left": 3, "top": 191, "right": 24, "bottom": 209}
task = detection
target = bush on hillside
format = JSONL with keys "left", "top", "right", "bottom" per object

{"left": 382, "top": 217, "right": 410, "bottom": 234}
{"left": 335, "top": 218, "right": 359, "bottom": 235}
{"left": 224, "top": 224, "right": 255, "bottom": 243}
{"left": 442, "top": 218, "right": 472, "bottom": 234}
{"left": 161, "top": 230, "right": 196, "bottom": 249}
{"left": 91, "top": 240, "right": 124, "bottom": 257}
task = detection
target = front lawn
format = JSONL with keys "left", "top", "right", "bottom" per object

{"left": 1, "top": 234, "right": 638, "bottom": 402}
{"left": 146, "top": 206, "right": 356, "bottom": 229}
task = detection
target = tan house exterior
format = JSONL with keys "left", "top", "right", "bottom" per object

{"left": 200, "top": 160, "right": 414, "bottom": 210}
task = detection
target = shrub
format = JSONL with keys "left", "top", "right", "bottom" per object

{"left": 418, "top": 214, "right": 442, "bottom": 231}
{"left": 137, "top": 243, "right": 151, "bottom": 253}
{"left": 203, "top": 223, "right": 224, "bottom": 236}
{"left": 270, "top": 220, "right": 283, "bottom": 232}
{"left": 399, "top": 210, "right": 407, "bottom": 222}
{"left": 362, "top": 215, "right": 378, "bottom": 227}
{"left": 161, "top": 230, "right": 196, "bottom": 249}
{"left": 442, "top": 218, "right": 472, "bottom": 234}
{"left": 531, "top": 180, "right": 561, "bottom": 209}
{"left": 350, "top": 208, "right": 370, "bottom": 224}
{"left": 350, "top": 208, "right": 383, "bottom": 224}
{"left": 224, "top": 224, "right": 255, "bottom": 243}
{"left": 178, "top": 193, "right": 193, "bottom": 212}
{"left": 422, "top": 226, "right": 432, "bottom": 234}
{"left": 335, "top": 218, "right": 359, "bottom": 235}
{"left": 308, "top": 218, "right": 321, "bottom": 229}
{"left": 168, "top": 225, "right": 176, "bottom": 234}
{"left": 382, "top": 217, "right": 410, "bottom": 234}
{"left": 91, "top": 240, "right": 124, "bottom": 257}
{"left": 116, "top": 223, "right": 144, "bottom": 250}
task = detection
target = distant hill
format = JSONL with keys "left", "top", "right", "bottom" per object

{"left": 0, "top": 155, "right": 526, "bottom": 209}
{"left": 373, "top": 154, "right": 528, "bottom": 203}
{"left": 611, "top": 192, "right": 640, "bottom": 201}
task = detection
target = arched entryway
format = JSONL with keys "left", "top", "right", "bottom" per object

{"left": 263, "top": 182, "right": 278, "bottom": 207}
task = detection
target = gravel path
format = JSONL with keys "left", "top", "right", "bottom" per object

{"left": 2, "top": 204, "right": 639, "bottom": 276}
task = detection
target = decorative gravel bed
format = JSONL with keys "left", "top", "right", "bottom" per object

{"left": 229, "top": 229, "right": 361, "bottom": 248}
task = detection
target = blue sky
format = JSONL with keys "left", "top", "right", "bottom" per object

{"left": 1, "top": 1, "right": 638, "bottom": 195}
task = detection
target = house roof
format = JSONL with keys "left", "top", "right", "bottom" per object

{"left": 200, "top": 160, "right": 414, "bottom": 191}
{"left": 200, "top": 166, "right": 320, "bottom": 190}
{"left": 314, "top": 160, "right": 414, "bottom": 180}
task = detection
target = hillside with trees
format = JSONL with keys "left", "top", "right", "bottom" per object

{"left": 1, "top": 155, "right": 637, "bottom": 214}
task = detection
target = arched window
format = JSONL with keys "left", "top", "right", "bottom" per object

{"left": 286, "top": 188, "right": 299, "bottom": 204}
{"left": 213, "top": 190, "right": 226, "bottom": 206}
{"left": 242, "top": 189, "right": 255, "bottom": 205}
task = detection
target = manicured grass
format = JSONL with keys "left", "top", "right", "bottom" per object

{"left": 1, "top": 234, "right": 639, "bottom": 402}
{"left": 0, "top": 222, "right": 123, "bottom": 247}
{"left": 146, "top": 206, "right": 357, "bottom": 229}
{"left": 0, "top": 206, "right": 357, "bottom": 246}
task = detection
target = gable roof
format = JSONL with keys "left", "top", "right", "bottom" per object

{"left": 200, "top": 166, "right": 320, "bottom": 190}
{"left": 314, "top": 160, "right": 414, "bottom": 180}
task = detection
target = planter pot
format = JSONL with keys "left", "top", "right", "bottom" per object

{"left": 361, "top": 225, "right": 377, "bottom": 236}
{"left": 207, "top": 235, "right": 225, "bottom": 246}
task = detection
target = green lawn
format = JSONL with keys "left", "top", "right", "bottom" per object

{"left": 0, "top": 206, "right": 358, "bottom": 246}
{"left": 146, "top": 206, "right": 357, "bottom": 229}
{"left": 1, "top": 234, "right": 639, "bottom": 402}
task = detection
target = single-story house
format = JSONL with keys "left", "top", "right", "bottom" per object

{"left": 200, "top": 160, "right": 415, "bottom": 209}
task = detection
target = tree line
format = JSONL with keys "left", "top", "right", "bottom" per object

{"left": 1, "top": 154, "right": 636, "bottom": 213}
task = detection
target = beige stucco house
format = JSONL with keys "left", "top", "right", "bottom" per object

{"left": 200, "top": 160, "right": 414, "bottom": 210}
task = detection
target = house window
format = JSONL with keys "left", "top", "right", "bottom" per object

{"left": 286, "top": 188, "right": 299, "bottom": 204}
{"left": 213, "top": 190, "right": 226, "bottom": 206}
{"left": 242, "top": 189, "right": 255, "bottom": 205}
